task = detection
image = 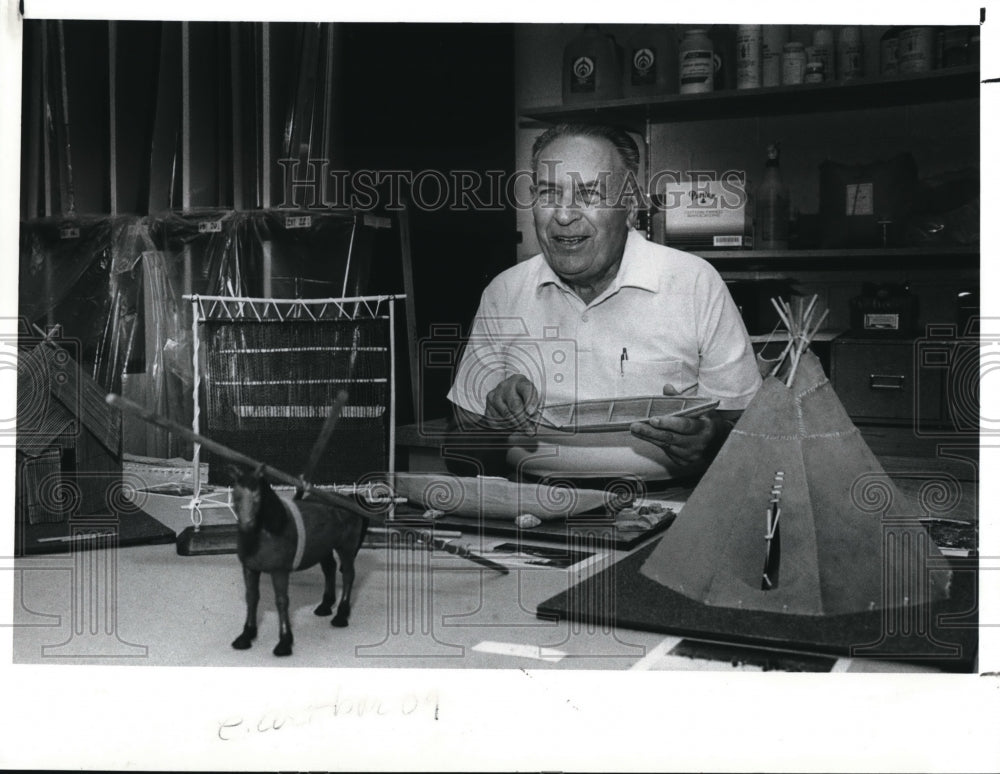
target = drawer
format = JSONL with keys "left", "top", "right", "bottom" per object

{"left": 831, "top": 340, "right": 943, "bottom": 422}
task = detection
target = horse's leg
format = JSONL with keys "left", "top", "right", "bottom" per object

{"left": 271, "top": 570, "right": 293, "bottom": 656}
{"left": 331, "top": 547, "right": 356, "bottom": 628}
{"left": 314, "top": 552, "right": 338, "bottom": 617}
{"left": 231, "top": 566, "right": 260, "bottom": 649}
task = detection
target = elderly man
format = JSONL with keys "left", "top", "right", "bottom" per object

{"left": 446, "top": 123, "right": 761, "bottom": 478}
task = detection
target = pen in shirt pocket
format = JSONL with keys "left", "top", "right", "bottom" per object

{"left": 620, "top": 347, "right": 628, "bottom": 376}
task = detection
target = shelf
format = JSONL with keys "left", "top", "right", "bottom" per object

{"left": 750, "top": 329, "right": 845, "bottom": 344}
{"left": 520, "top": 66, "right": 980, "bottom": 126}
{"left": 691, "top": 245, "right": 979, "bottom": 269}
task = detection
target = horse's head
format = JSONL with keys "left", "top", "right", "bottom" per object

{"left": 228, "top": 465, "right": 264, "bottom": 532}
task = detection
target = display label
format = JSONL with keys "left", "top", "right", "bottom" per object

{"left": 59, "top": 226, "right": 80, "bottom": 239}
{"left": 864, "top": 313, "right": 900, "bottom": 330}
{"left": 363, "top": 214, "right": 392, "bottom": 230}
{"left": 570, "top": 55, "right": 596, "bottom": 93}
{"left": 198, "top": 220, "right": 223, "bottom": 233}
{"left": 285, "top": 215, "right": 313, "bottom": 229}
{"left": 680, "top": 50, "right": 713, "bottom": 86}
{"left": 846, "top": 183, "right": 874, "bottom": 216}
{"left": 631, "top": 47, "right": 657, "bottom": 86}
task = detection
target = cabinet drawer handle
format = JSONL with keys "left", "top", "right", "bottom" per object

{"left": 869, "top": 374, "right": 906, "bottom": 390}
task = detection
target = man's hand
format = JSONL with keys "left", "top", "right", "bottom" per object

{"left": 484, "top": 374, "right": 540, "bottom": 432}
{"left": 628, "top": 383, "right": 737, "bottom": 469}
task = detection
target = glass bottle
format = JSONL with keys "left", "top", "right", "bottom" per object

{"left": 755, "top": 143, "right": 790, "bottom": 250}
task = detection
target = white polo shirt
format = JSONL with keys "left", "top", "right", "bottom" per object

{"left": 447, "top": 230, "right": 762, "bottom": 415}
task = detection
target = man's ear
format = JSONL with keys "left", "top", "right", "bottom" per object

{"left": 625, "top": 194, "right": 639, "bottom": 230}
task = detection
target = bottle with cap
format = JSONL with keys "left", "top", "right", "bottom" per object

{"left": 755, "top": 143, "right": 790, "bottom": 250}
{"left": 624, "top": 24, "right": 677, "bottom": 97}
{"left": 679, "top": 28, "right": 715, "bottom": 93}
{"left": 563, "top": 24, "right": 624, "bottom": 104}
{"left": 804, "top": 61, "right": 825, "bottom": 83}
{"left": 781, "top": 42, "right": 807, "bottom": 85}
{"left": 762, "top": 25, "right": 788, "bottom": 87}
{"left": 898, "top": 26, "right": 934, "bottom": 74}
{"left": 810, "top": 28, "right": 834, "bottom": 80}
{"left": 837, "top": 25, "right": 864, "bottom": 80}
{"left": 880, "top": 27, "right": 900, "bottom": 76}
{"left": 709, "top": 24, "right": 736, "bottom": 91}
{"left": 736, "top": 24, "right": 762, "bottom": 89}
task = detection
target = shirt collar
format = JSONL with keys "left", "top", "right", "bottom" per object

{"left": 534, "top": 230, "right": 660, "bottom": 298}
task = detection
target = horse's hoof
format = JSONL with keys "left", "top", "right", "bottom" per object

{"left": 231, "top": 626, "right": 257, "bottom": 650}
{"left": 313, "top": 603, "right": 333, "bottom": 616}
{"left": 331, "top": 615, "right": 349, "bottom": 628}
{"left": 273, "top": 640, "right": 293, "bottom": 657}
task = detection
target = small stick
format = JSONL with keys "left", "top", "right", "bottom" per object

{"left": 108, "top": 393, "right": 507, "bottom": 575}
{"left": 414, "top": 531, "right": 510, "bottom": 575}
{"left": 106, "top": 393, "right": 367, "bottom": 516}
{"left": 298, "top": 390, "right": 349, "bottom": 488}
{"left": 367, "top": 527, "right": 462, "bottom": 539}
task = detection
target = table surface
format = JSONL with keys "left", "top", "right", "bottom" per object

{"left": 11, "top": 440, "right": 977, "bottom": 672}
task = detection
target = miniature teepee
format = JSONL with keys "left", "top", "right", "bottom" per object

{"left": 640, "top": 296, "right": 950, "bottom": 616}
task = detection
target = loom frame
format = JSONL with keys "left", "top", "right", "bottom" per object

{"left": 183, "top": 293, "right": 405, "bottom": 528}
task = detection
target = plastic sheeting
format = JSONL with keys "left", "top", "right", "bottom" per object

{"left": 19, "top": 215, "right": 147, "bottom": 394}
{"left": 19, "top": 209, "right": 369, "bottom": 459}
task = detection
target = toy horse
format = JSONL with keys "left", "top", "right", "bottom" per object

{"left": 228, "top": 465, "right": 369, "bottom": 656}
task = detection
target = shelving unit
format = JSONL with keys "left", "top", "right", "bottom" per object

{"left": 520, "top": 65, "right": 980, "bottom": 125}
{"left": 515, "top": 27, "right": 980, "bottom": 448}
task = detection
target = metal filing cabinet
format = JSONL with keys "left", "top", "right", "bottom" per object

{"left": 830, "top": 336, "right": 945, "bottom": 425}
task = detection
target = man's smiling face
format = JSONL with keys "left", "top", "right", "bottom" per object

{"left": 532, "top": 134, "right": 637, "bottom": 301}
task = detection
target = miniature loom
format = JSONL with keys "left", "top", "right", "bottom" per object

{"left": 182, "top": 294, "right": 404, "bottom": 536}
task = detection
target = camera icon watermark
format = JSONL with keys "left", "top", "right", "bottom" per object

{"left": 913, "top": 319, "right": 990, "bottom": 439}
{"left": 417, "top": 320, "right": 579, "bottom": 437}
{"left": 2, "top": 319, "right": 83, "bottom": 447}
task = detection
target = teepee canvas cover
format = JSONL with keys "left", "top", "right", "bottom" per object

{"left": 639, "top": 349, "right": 950, "bottom": 616}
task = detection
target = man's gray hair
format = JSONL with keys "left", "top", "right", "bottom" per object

{"left": 530, "top": 123, "right": 640, "bottom": 178}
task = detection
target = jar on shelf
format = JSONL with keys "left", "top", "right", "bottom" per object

{"left": 781, "top": 41, "right": 806, "bottom": 85}
{"left": 562, "top": 24, "right": 624, "bottom": 104}
{"left": 898, "top": 26, "right": 934, "bottom": 74}
{"left": 761, "top": 25, "right": 787, "bottom": 87}
{"left": 623, "top": 25, "right": 677, "bottom": 97}
{"left": 679, "top": 28, "right": 715, "bottom": 94}
{"left": 736, "top": 24, "right": 762, "bottom": 89}
{"left": 942, "top": 27, "right": 972, "bottom": 68}
{"left": 880, "top": 27, "right": 900, "bottom": 76}
{"left": 810, "top": 28, "right": 835, "bottom": 80}
{"left": 804, "top": 61, "right": 825, "bottom": 84}
{"left": 837, "top": 26, "right": 864, "bottom": 81}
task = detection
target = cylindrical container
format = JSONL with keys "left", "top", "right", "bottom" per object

{"left": 761, "top": 25, "right": 787, "bottom": 87}
{"left": 811, "top": 28, "right": 835, "bottom": 80}
{"left": 942, "top": 27, "right": 971, "bottom": 68}
{"left": 736, "top": 24, "right": 762, "bottom": 89}
{"left": 563, "top": 24, "right": 624, "bottom": 104}
{"left": 781, "top": 42, "right": 807, "bottom": 85}
{"left": 898, "top": 26, "right": 934, "bottom": 74}
{"left": 679, "top": 28, "right": 715, "bottom": 94}
{"left": 709, "top": 25, "right": 736, "bottom": 90}
{"left": 755, "top": 143, "right": 790, "bottom": 250}
{"left": 804, "top": 61, "right": 824, "bottom": 84}
{"left": 837, "top": 25, "right": 864, "bottom": 81}
{"left": 880, "top": 27, "right": 900, "bottom": 75}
